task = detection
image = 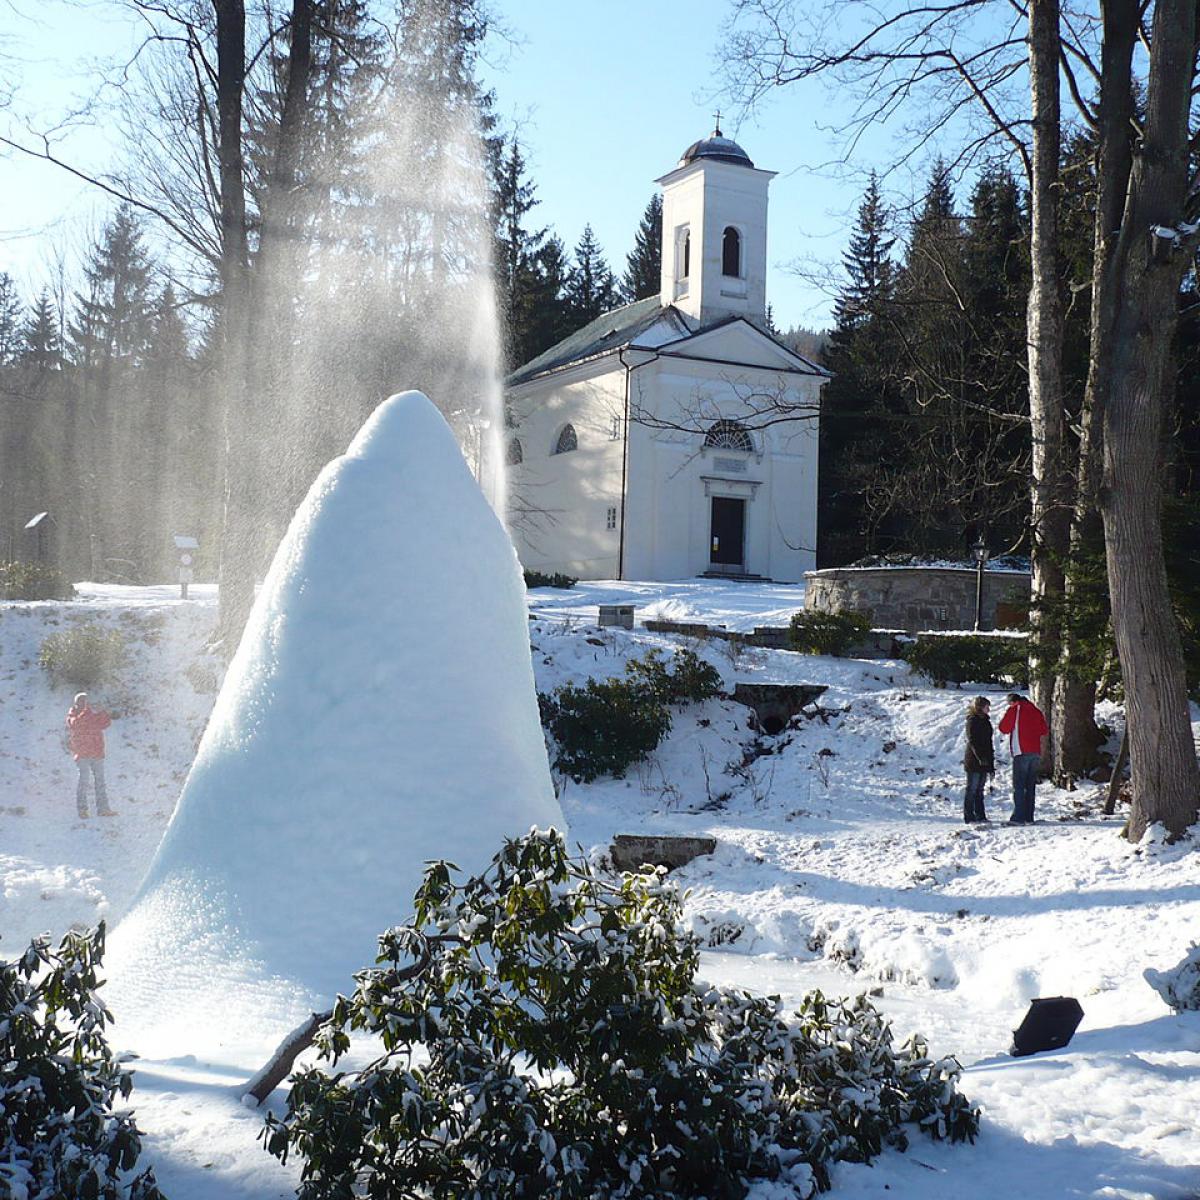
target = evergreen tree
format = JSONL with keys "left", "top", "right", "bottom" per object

{"left": 565, "top": 225, "right": 618, "bottom": 327}
{"left": 817, "top": 175, "right": 901, "bottom": 564}
{"left": 68, "top": 207, "right": 155, "bottom": 371}
{"left": 622, "top": 193, "right": 662, "bottom": 302}
{"left": 520, "top": 235, "right": 573, "bottom": 361}
{"left": 0, "top": 273, "right": 23, "bottom": 366}
{"left": 20, "top": 290, "right": 61, "bottom": 371}
{"left": 832, "top": 172, "right": 895, "bottom": 332}
{"left": 492, "top": 134, "right": 570, "bottom": 370}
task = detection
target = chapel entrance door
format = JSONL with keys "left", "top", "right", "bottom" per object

{"left": 709, "top": 497, "right": 746, "bottom": 572}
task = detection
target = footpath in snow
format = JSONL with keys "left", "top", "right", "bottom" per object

{"left": 0, "top": 579, "right": 1197, "bottom": 1199}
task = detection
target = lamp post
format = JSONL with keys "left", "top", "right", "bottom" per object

{"left": 972, "top": 534, "right": 990, "bottom": 631}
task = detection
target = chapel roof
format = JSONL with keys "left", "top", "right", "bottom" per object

{"left": 505, "top": 297, "right": 828, "bottom": 390}
{"left": 505, "top": 296, "right": 682, "bottom": 388}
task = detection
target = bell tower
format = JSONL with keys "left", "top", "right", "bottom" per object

{"left": 656, "top": 122, "right": 776, "bottom": 326}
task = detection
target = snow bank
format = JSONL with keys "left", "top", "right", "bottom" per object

{"left": 106, "top": 392, "right": 562, "bottom": 1058}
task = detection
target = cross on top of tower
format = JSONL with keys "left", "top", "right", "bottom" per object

{"left": 713, "top": 110, "right": 723, "bottom": 136}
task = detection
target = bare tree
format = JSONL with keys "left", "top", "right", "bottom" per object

{"left": 1097, "top": 0, "right": 1200, "bottom": 839}
{"left": 1025, "top": 0, "right": 1069, "bottom": 761}
{"left": 1052, "top": 0, "right": 1137, "bottom": 781}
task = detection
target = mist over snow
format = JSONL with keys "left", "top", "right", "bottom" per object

{"left": 104, "top": 392, "right": 562, "bottom": 1058}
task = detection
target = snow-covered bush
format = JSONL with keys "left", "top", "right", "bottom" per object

{"left": 262, "top": 831, "right": 979, "bottom": 1199}
{"left": 625, "top": 647, "right": 723, "bottom": 704}
{"left": 524, "top": 569, "right": 577, "bottom": 589}
{"left": 1145, "top": 943, "right": 1200, "bottom": 1011}
{"left": 38, "top": 624, "right": 128, "bottom": 687}
{"left": 539, "top": 650, "right": 721, "bottom": 782}
{"left": 788, "top": 610, "right": 871, "bottom": 657}
{"left": 0, "top": 924, "right": 164, "bottom": 1200}
{"left": 0, "top": 560, "right": 75, "bottom": 601}
{"left": 539, "top": 673, "right": 671, "bottom": 782}
{"left": 903, "top": 633, "right": 1028, "bottom": 687}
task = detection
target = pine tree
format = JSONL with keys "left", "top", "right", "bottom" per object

{"left": 565, "top": 225, "right": 618, "bottom": 327}
{"left": 832, "top": 172, "right": 895, "bottom": 331}
{"left": 0, "top": 273, "right": 23, "bottom": 366}
{"left": 20, "top": 290, "right": 61, "bottom": 371}
{"left": 492, "top": 134, "right": 572, "bottom": 369}
{"left": 818, "top": 175, "right": 900, "bottom": 564}
{"left": 68, "top": 206, "right": 155, "bottom": 371}
{"left": 519, "top": 235, "right": 573, "bottom": 363}
{"left": 622, "top": 194, "right": 662, "bottom": 302}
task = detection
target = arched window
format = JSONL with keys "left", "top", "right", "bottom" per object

{"left": 722, "top": 226, "right": 742, "bottom": 277}
{"left": 553, "top": 424, "right": 578, "bottom": 455}
{"left": 505, "top": 437, "right": 523, "bottom": 466}
{"left": 704, "top": 419, "right": 753, "bottom": 453}
{"left": 683, "top": 229, "right": 691, "bottom": 277}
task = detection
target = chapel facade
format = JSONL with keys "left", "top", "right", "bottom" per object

{"left": 504, "top": 128, "right": 825, "bottom": 582}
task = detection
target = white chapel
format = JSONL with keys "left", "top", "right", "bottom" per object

{"left": 504, "top": 127, "right": 826, "bottom": 581}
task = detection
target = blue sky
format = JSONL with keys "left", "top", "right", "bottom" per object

{"left": 0, "top": 0, "right": 928, "bottom": 330}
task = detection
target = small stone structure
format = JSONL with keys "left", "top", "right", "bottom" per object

{"left": 732, "top": 683, "right": 827, "bottom": 734}
{"left": 804, "top": 566, "right": 1030, "bottom": 633}
{"left": 610, "top": 834, "right": 717, "bottom": 872}
{"left": 598, "top": 604, "right": 635, "bottom": 629}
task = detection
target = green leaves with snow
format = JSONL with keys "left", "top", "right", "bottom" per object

{"left": 0, "top": 923, "right": 164, "bottom": 1200}
{"left": 262, "top": 830, "right": 978, "bottom": 1198}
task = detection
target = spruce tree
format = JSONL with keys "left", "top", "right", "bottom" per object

{"left": 68, "top": 206, "right": 154, "bottom": 371}
{"left": 0, "top": 273, "right": 23, "bottom": 366}
{"left": 521, "top": 235, "right": 572, "bottom": 361}
{"left": 565, "top": 225, "right": 618, "bottom": 327}
{"left": 818, "top": 175, "right": 900, "bottom": 564}
{"left": 20, "top": 290, "right": 61, "bottom": 371}
{"left": 832, "top": 172, "right": 894, "bottom": 331}
{"left": 492, "top": 134, "right": 571, "bottom": 370}
{"left": 622, "top": 193, "right": 662, "bottom": 302}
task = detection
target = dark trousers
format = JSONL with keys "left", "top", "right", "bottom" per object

{"left": 1011, "top": 753, "right": 1040, "bottom": 822}
{"left": 964, "top": 772, "right": 988, "bottom": 822}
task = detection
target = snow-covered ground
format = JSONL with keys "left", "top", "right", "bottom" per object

{"left": 526, "top": 576, "right": 810, "bottom": 632}
{"left": 1, "top": 579, "right": 1198, "bottom": 1199}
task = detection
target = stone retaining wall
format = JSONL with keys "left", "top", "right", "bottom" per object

{"left": 804, "top": 567, "right": 1030, "bottom": 634}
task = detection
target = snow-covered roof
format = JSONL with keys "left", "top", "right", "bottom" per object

{"left": 505, "top": 297, "right": 687, "bottom": 388}
{"left": 505, "top": 299, "right": 828, "bottom": 389}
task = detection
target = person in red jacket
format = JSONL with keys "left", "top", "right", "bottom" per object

{"left": 997, "top": 692, "right": 1048, "bottom": 825}
{"left": 66, "top": 692, "right": 116, "bottom": 819}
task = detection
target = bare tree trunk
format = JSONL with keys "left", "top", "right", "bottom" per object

{"left": 1101, "top": 0, "right": 1200, "bottom": 840}
{"left": 1105, "top": 722, "right": 1129, "bottom": 816}
{"left": 1053, "top": 0, "right": 1137, "bottom": 782}
{"left": 213, "top": 0, "right": 255, "bottom": 648}
{"left": 246, "top": 0, "right": 315, "bottom": 551}
{"left": 1025, "top": 0, "right": 1068, "bottom": 762}
{"left": 244, "top": 1008, "right": 330, "bottom": 1104}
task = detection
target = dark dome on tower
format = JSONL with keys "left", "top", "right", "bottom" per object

{"left": 679, "top": 126, "right": 754, "bottom": 168}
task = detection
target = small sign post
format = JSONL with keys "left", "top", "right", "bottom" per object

{"left": 25, "top": 511, "right": 50, "bottom": 563}
{"left": 173, "top": 535, "right": 199, "bottom": 600}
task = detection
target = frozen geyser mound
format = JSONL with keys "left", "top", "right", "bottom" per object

{"left": 107, "top": 391, "right": 563, "bottom": 1057}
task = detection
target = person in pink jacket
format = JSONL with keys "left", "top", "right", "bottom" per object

{"left": 66, "top": 692, "right": 116, "bottom": 818}
{"left": 997, "top": 692, "right": 1048, "bottom": 825}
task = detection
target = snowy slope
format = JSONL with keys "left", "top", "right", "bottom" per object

{"left": 0, "top": 586, "right": 219, "bottom": 944}
{"left": 0, "top": 579, "right": 1197, "bottom": 1198}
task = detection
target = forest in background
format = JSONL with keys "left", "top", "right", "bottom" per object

{"left": 3, "top": 0, "right": 1199, "bottom": 838}
{"left": 0, "top": 0, "right": 688, "bottom": 585}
